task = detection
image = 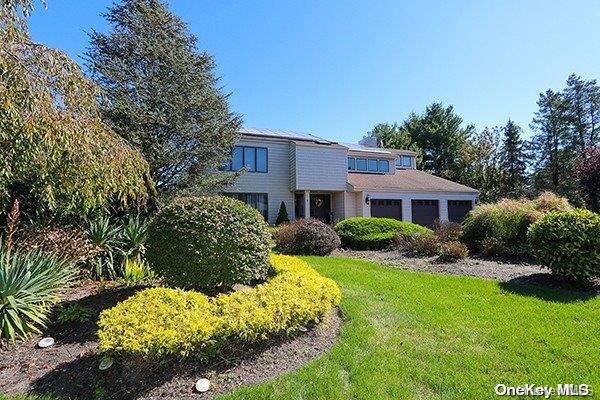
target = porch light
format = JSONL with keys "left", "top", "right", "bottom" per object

{"left": 365, "top": 195, "right": 370, "bottom": 205}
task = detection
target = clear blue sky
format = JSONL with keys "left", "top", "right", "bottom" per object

{"left": 29, "top": 0, "right": 600, "bottom": 143}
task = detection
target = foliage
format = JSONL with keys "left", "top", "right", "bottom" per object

{"left": 500, "top": 120, "right": 529, "bottom": 197}
{"left": 145, "top": 196, "right": 271, "bottom": 293}
{"left": 461, "top": 192, "right": 572, "bottom": 256}
{"left": 120, "top": 216, "right": 147, "bottom": 262}
{"left": 0, "top": 246, "right": 75, "bottom": 341}
{"left": 87, "top": 0, "right": 241, "bottom": 194}
{"left": 406, "top": 233, "right": 441, "bottom": 256}
{"left": 437, "top": 241, "right": 469, "bottom": 262}
{"left": 273, "top": 219, "right": 340, "bottom": 256}
{"left": 574, "top": 146, "right": 600, "bottom": 212}
{"left": 16, "top": 225, "right": 97, "bottom": 266}
{"left": 97, "top": 255, "right": 341, "bottom": 359}
{"left": 85, "top": 216, "right": 122, "bottom": 280}
{"left": 480, "top": 237, "right": 505, "bottom": 257}
{"left": 275, "top": 201, "right": 290, "bottom": 226}
{"left": 0, "top": 2, "right": 151, "bottom": 219}
{"left": 334, "top": 217, "right": 431, "bottom": 250}
{"left": 122, "top": 257, "right": 155, "bottom": 286}
{"left": 528, "top": 209, "right": 600, "bottom": 281}
{"left": 367, "top": 122, "right": 422, "bottom": 164}
{"left": 57, "top": 303, "right": 92, "bottom": 324}
{"left": 434, "top": 221, "right": 463, "bottom": 243}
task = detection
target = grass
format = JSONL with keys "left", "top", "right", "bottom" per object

{"left": 222, "top": 256, "right": 600, "bottom": 400}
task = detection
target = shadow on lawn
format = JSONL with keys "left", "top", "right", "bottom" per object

{"left": 499, "top": 273, "right": 599, "bottom": 303}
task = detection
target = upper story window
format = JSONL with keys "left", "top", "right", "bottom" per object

{"left": 348, "top": 157, "right": 390, "bottom": 173}
{"left": 396, "top": 155, "right": 413, "bottom": 169}
{"left": 225, "top": 146, "right": 268, "bottom": 173}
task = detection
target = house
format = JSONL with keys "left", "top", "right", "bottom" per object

{"left": 223, "top": 127, "right": 479, "bottom": 228}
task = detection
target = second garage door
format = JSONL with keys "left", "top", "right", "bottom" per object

{"left": 411, "top": 200, "right": 439, "bottom": 228}
{"left": 370, "top": 199, "right": 402, "bottom": 220}
{"left": 448, "top": 200, "right": 473, "bottom": 223}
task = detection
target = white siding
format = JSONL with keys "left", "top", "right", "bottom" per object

{"left": 344, "top": 191, "right": 362, "bottom": 219}
{"left": 331, "top": 192, "right": 345, "bottom": 223}
{"left": 292, "top": 143, "right": 348, "bottom": 191}
{"left": 225, "top": 138, "right": 295, "bottom": 225}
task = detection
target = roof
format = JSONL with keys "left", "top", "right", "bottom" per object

{"left": 341, "top": 142, "right": 418, "bottom": 156}
{"left": 347, "top": 169, "right": 479, "bottom": 194}
{"left": 239, "top": 127, "right": 334, "bottom": 145}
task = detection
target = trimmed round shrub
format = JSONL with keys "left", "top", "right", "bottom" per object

{"left": 437, "top": 241, "right": 469, "bottom": 262}
{"left": 334, "top": 217, "right": 431, "bottom": 250}
{"left": 97, "top": 255, "right": 341, "bottom": 359}
{"left": 146, "top": 196, "right": 271, "bottom": 293}
{"left": 462, "top": 192, "right": 572, "bottom": 256}
{"left": 528, "top": 209, "right": 600, "bottom": 281}
{"left": 274, "top": 218, "right": 340, "bottom": 256}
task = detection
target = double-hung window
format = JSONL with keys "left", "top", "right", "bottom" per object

{"left": 226, "top": 146, "right": 268, "bottom": 172}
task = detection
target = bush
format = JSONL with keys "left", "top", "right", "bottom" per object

{"left": 0, "top": 247, "right": 75, "bottom": 341}
{"left": 57, "top": 303, "right": 93, "bottom": 324}
{"left": 97, "top": 255, "right": 341, "bottom": 359}
{"left": 146, "top": 196, "right": 271, "bottom": 293}
{"left": 122, "top": 258, "right": 155, "bottom": 286}
{"left": 274, "top": 219, "right": 340, "bottom": 256}
{"left": 407, "top": 233, "right": 441, "bottom": 256}
{"left": 275, "top": 201, "right": 290, "bottom": 226}
{"left": 528, "top": 209, "right": 600, "bottom": 281}
{"left": 335, "top": 217, "right": 431, "bottom": 250}
{"left": 434, "top": 221, "right": 462, "bottom": 243}
{"left": 438, "top": 241, "right": 469, "bottom": 262}
{"left": 480, "top": 237, "right": 505, "bottom": 257}
{"left": 462, "top": 192, "right": 572, "bottom": 256}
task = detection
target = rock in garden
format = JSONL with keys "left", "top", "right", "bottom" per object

{"left": 195, "top": 378, "right": 210, "bottom": 393}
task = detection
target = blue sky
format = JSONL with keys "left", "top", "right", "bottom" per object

{"left": 29, "top": 0, "right": 600, "bottom": 143}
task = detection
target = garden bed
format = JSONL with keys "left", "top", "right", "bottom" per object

{"left": 0, "top": 282, "right": 342, "bottom": 400}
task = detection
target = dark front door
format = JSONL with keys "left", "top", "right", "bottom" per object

{"left": 370, "top": 199, "right": 402, "bottom": 220}
{"left": 448, "top": 200, "right": 473, "bottom": 223}
{"left": 411, "top": 199, "right": 439, "bottom": 228}
{"left": 310, "top": 194, "right": 331, "bottom": 223}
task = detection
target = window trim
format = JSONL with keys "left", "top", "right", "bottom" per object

{"left": 226, "top": 145, "right": 268, "bottom": 173}
{"left": 396, "top": 155, "right": 414, "bottom": 169}
{"left": 348, "top": 156, "right": 391, "bottom": 173}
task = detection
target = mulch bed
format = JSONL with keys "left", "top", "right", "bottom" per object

{"left": 0, "top": 281, "right": 342, "bottom": 400}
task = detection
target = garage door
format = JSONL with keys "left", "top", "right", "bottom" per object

{"left": 448, "top": 200, "right": 473, "bottom": 223}
{"left": 411, "top": 200, "right": 439, "bottom": 228}
{"left": 370, "top": 199, "right": 402, "bottom": 220}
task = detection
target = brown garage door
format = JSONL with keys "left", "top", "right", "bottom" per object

{"left": 411, "top": 200, "right": 439, "bottom": 228}
{"left": 448, "top": 200, "right": 473, "bottom": 223}
{"left": 370, "top": 199, "right": 402, "bottom": 220}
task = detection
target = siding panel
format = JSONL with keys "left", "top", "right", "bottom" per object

{"left": 293, "top": 144, "right": 347, "bottom": 191}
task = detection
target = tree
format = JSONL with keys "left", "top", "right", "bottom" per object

{"left": 500, "top": 120, "right": 528, "bottom": 197}
{"left": 1, "top": 0, "right": 151, "bottom": 220}
{"left": 400, "top": 103, "right": 475, "bottom": 181}
{"left": 563, "top": 74, "right": 600, "bottom": 151}
{"left": 87, "top": 0, "right": 241, "bottom": 195}
{"left": 574, "top": 146, "right": 600, "bottom": 212}
{"left": 530, "top": 89, "right": 572, "bottom": 195}
{"left": 275, "top": 201, "right": 290, "bottom": 226}
{"left": 463, "top": 127, "right": 506, "bottom": 202}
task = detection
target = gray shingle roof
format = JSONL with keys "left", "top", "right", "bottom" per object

{"left": 239, "top": 127, "right": 334, "bottom": 144}
{"left": 348, "top": 169, "right": 479, "bottom": 193}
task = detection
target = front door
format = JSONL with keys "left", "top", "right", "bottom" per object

{"left": 310, "top": 194, "right": 331, "bottom": 223}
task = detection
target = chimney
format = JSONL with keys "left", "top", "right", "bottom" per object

{"left": 359, "top": 135, "right": 379, "bottom": 148}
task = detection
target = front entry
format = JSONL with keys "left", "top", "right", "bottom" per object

{"left": 310, "top": 194, "right": 331, "bottom": 223}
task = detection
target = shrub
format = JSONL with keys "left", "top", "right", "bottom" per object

{"left": 528, "top": 209, "right": 600, "bottom": 281}
{"left": 85, "top": 216, "right": 123, "bottom": 280}
{"left": 438, "top": 241, "right": 469, "bottom": 262}
{"left": 57, "top": 303, "right": 93, "bottom": 324}
{"left": 145, "top": 196, "right": 271, "bottom": 293}
{"left": 335, "top": 217, "right": 431, "bottom": 250}
{"left": 97, "top": 255, "right": 341, "bottom": 359}
{"left": 275, "top": 201, "right": 290, "bottom": 226}
{"left": 407, "top": 233, "right": 441, "bottom": 256}
{"left": 480, "top": 237, "right": 506, "bottom": 257}
{"left": 122, "top": 258, "right": 155, "bottom": 286}
{"left": 274, "top": 219, "right": 340, "bottom": 256}
{"left": 0, "top": 247, "right": 75, "bottom": 341}
{"left": 462, "top": 192, "right": 572, "bottom": 256}
{"left": 434, "top": 221, "right": 462, "bottom": 243}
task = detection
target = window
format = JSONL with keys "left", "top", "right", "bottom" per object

{"left": 225, "top": 193, "right": 268, "bottom": 220}
{"left": 368, "top": 159, "right": 379, "bottom": 172}
{"left": 396, "top": 155, "right": 413, "bottom": 168}
{"left": 379, "top": 160, "right": 389, "bottom": 172}
{"left": 348, "top": 157, "right": 356, "bottom": 171}
{"left": 225, "top": 146, "right": 268, "bottom": 172}
{"left": 356, "top": 158, "right": 367, "bottom": 171}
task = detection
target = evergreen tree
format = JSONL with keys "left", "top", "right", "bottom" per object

{"left": 275, "top": 201, "right": 290, "bottom": 226}
{"left": 500, "top": 120, "right": 528, "bottom": 197}
{"left": 367, "top": 123, "right": 422, "bottom": 165}
{"left": 463, "top": 127, "right": 506, "bottom": 202}
{"left": 87, "top": 0, "right": 241, "bottom": 195}
{"left": 530, "top": 89, "right": 572, "bottom": 195}
{"left": 563, "top": 74, "right": 600, "bottom": 151}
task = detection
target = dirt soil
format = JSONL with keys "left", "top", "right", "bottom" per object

{"left": 0, "top": 281, "right": 342, "bottom": 400}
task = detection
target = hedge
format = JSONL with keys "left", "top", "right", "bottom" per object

{"left": 97, "top": 255, "right": 341, "bottom": 359}
{"left": 334, "top": 217, "right": 431, "bottom": 250}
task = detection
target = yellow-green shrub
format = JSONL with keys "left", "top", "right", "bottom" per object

{"left": 97, "top": 255, "right": 341, "bottom": 359}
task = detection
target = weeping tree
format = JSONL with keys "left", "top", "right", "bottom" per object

{"left": 87, "top": 0, "right": 241, "bottom": 195}
{"left": 0, "top": 0, "right": 152, "bottom": 224}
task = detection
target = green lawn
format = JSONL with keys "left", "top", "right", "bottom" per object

{"left": 222, "top": 256, "right": 600, "bottom": 400}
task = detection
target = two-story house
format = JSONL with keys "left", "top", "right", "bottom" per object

{"left": 223, "top": 127, "right": 479, "bottom": 228}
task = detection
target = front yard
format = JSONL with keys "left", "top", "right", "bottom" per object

{"left": 223, "top": 256, "right": 599, "bottom": 400}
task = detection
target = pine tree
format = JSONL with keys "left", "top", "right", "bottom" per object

{"left": 367, "top": 122, "right": 422, "bottom": 165}
{"left": 500, "top": 120, "right": 528, "bottom": 197}
{"left": 563, "top": 74, "right": 600, "bottom": 151}
{"left": 275, "top": 201, "right": 290, "bottom": 225}
{"left": 87, "top": 0, "right": 241, "bottom": 195}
